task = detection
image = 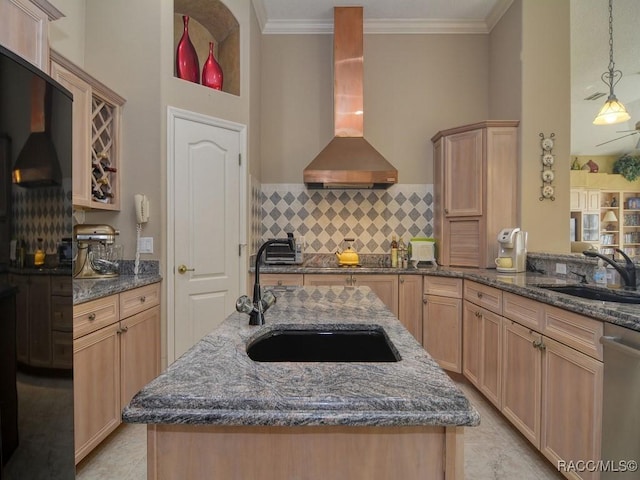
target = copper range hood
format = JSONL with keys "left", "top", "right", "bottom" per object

{"left": 303, "top": 7, "right": 398, "bottom": 189}
{"left": 12, "top": 76, "right": 63, "bottom": 187}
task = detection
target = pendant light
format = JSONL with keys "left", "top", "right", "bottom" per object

{"left": 593, "top": 0, "right": 630, "bottom": 125}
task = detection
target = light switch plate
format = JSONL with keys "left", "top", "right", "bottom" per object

{"left": 139, "top": 237, "right": 154, "bottom": 254}
{"left": 555, "top": 263, "right": 567, "bottom": 274}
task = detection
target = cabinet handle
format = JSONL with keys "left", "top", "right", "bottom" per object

{"left": 88, "top": 313, "right": 96, "bottom": 321}
{"left": 444, "top": 208, "right": 449, "bottom": 214}
{"left": 532, "top": 339, "right": 546, "bottom": 351}
{"left": 400, "top": 277, "right": 405, "bottom": 284}
{"left": 277, "top": 280, "right": 283, "bottom": 286}
{"left": 117, "top": 326, "right": 128, "bottom": 334}
{"left": 423, "top": 294, "right": 428, "bottom": 304}
{"left": 139, "top": 296, "right": 146, "bottom": 303}
{"left": 477, "top": 292, "right": 483, "bottom": 298}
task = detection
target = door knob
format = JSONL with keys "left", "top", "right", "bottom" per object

{"left": 178, "top": 264, "right": 195, "bottom": 274}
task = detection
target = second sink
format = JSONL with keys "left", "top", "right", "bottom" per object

{"left": 538, "top": 284, "right": 640, "bottom": 304}
{"left": 247, "top": 326, "right": 401, "bottom": 362}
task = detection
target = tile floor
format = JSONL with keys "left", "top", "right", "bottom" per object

{"left": 76, "top": 375, "right": 565, "bottom": 480}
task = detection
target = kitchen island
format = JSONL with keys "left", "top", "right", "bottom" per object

{"left": 123, "top": 286, "right": 479, "bottom": 479}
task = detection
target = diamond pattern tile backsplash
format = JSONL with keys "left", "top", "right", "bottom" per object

{"left": 11, "top": 181, "right": 73, "bottom": 253}
{"left": 259, "top": 184, "right": 434, "bottom": 254}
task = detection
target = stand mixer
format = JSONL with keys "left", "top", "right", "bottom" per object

{"left": 496, "top": 227, "right": 527, "bottom": 273}
{"left": 73, "top": 224, "right": 121, "bottom": 278}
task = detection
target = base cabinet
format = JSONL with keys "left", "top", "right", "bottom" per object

{"left": 462, "top": 281, "right": 503, "bottom": 409}
{"left": 10, "top": 273, "right": 72, "bottom": 369}
{"left": 422, "top": 277, "right": 462, "bottom": 372}
{"left": 500, "top": 292, "right": 603, "bottom": 480}
{"left": 73, "top": 283, "right": 160, "bottom": 464}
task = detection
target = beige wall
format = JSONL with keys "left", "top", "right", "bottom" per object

{"left": 259, "top": 33, "right": 490, "bottom": 185}
{"left": 48, "top": 0, "right": 86, "bottom": 66}
{"left": 47, "top": 0, "right": 573, "bottom": 260}
{"left": 519, "top": 0, "right": 571, "bottom": 253}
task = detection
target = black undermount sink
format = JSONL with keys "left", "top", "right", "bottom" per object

{"left": 538, "top": 285, "right": 640, "bottom": 304}
{"left": 246, "top": 326, "right": 401, "bottom": 362}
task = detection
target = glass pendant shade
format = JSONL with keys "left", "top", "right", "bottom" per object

{"left": 593, "top": 94, "right": 631, "bottom": 125}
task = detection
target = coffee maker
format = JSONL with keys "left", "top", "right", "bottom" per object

{"left": 73, "top": 224, "right": 121, "bottom": 278}
{"left": 496, "top": 227, "right": 527, "bottom": 273}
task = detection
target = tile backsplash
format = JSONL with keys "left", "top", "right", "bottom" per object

{"left": 259, "top": 184, "right": 434, "bottom": 254}
{"left": 11, "top": 180, "right": 72, "bottom": 253}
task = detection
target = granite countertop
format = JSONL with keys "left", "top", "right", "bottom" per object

{"left": 123, "top": 286, "right": 480, "bottom": 428}
{"left": 256, "top": 255, "right": 640, "bottom": 332}
{"left": 73, "top": 274, "right": 162, "bottom": 305}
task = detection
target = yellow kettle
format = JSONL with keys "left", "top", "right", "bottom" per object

{"left": 336, "top": 240, "right": 360, "bottom": 266}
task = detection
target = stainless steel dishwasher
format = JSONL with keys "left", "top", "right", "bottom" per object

{"left": 601, "top": 322, "right": 640, "bottom": 479}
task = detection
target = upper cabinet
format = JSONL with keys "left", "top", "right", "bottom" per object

{"left": 50, "top": 51, "right": 126, "bottom": 210}
{"left": 173, "top": 0, "right": 240, "bottom": 96}
{"left": 432, "top": 121, "right": 519, "bottom": 268}
{"left": 0, "top": 0, "right": 63, "bottom": 71}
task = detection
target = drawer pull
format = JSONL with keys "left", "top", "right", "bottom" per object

{"left": 277, "top": 280, "right": 283, "bottom": 286}
{"left": 88, "top": 313, "right": 96, "bottom": 321}
{"left": 140, "top": 296, "right": 146, "bottom": 303}
{"left": 117, "top": 326, "right": 129, "bottom": 334}
{"left": 477, "top": 292, "right": 483, "bottom": 298}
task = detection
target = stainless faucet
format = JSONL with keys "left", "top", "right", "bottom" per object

{"left": 236, "top": 234, "right": 295, "bottom": 325}
{"left": 583, "top": 248, "right": 637, "bottom": 291}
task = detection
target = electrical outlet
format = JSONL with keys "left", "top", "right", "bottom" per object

{"left": 555, "top": 263, "right": 567, "bottom": 275}
{"left": 138, "top": 237, "right": 154, "bottom": 254}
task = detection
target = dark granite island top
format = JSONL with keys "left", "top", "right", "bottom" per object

{"left": 124, "top": 286, "right": 478, "bottom": 480}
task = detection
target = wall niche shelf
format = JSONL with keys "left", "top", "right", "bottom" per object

{"left": 173, "top": 0, "right": 239, "bottom": 96}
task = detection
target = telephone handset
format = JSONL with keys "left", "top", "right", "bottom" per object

{"left": 135, "top": 194, "right": 149, "bottom": 223}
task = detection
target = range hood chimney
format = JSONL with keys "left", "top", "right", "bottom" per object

{"left": 12, "top": 76, "right": 63, "bottom": 187}
{"left": 303, "top": 7, "right": 398, "bottom": 189}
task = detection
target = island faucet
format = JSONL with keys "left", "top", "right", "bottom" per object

{"left": 583, "top": 249, "right": 637, "bottom": 291}
{"left": 236, "top": 233, "right": 295, "bottom": 325}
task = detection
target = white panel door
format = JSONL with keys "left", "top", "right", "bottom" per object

{"left": 171, "top": 113, "right": 242, "bottom": 360}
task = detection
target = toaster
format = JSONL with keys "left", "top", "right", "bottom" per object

{"left": 408, "top": 238, "right": 436, "bottom": 265}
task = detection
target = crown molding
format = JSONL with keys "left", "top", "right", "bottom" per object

{"left": 253, "top": 0, "right": 515, "bottom": 35}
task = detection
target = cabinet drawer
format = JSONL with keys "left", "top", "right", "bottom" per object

{"left": 73, "top": 295, "right": 119, "bottom": 339}
{"left": 543, "top": 305, "right": 603, "bottom": 361}
{"left": 52, "top": 295, "right": 73, "bottom": 332}
{"left": 260, "top": 274, "right": 304, "bottom": 287}
{"left": 51, "top": 276, "right": 73, "bottom": 296}
{"left": 502, "top": 292, "right": 544, "bottom": 331}
{"left": 119, "top": 283, "right": 160, "bottom": 319}
{"left": 424, "top": 276, "right": 462, "bottom": 298}
{"left": 464, "top": 280, "right": 502, "bottom": 314}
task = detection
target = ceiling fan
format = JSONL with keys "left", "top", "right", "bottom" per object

{"left": 596, "top": 121, "right": 640, "bottom": 148}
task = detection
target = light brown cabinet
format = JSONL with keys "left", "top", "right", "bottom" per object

{"left": 422, "top": 276, "right": 462, "bottom": 372}
{"left": 432, "top": 121, "right": 519, "bottom": 268}
{"left": 73, "top": 283, "right": 160, "bottom": 464}
{"left": 50, "top": 51, "right": 125, "bottom": 210}
{"left": 462, "top": 281, "right": 503, "bottom": 409}
{"left": 0, "top": 0, "right": 62, "bottom": 71}
{"left": 398, "top": 275, "right": 423, "bottom": 343}
{"left": 500, "top": 292, "right": 603, "bottom": 480}
{"left": 10, "top": 273, "right": 72, "bottom": 369}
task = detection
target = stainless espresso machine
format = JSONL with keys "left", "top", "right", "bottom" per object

{"left": 496, "top": 227, "right": 527, "bottom": 273}
{"left": 73, "top": 224, "right": 121, "bottom": 278}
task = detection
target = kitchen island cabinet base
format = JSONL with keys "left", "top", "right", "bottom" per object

{"left": 146, "top": 424, "right": 464, "bottom": 480}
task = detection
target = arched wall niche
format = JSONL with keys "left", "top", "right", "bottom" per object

{"left": 174, "top": 0, "right": 240, "bottom": 96}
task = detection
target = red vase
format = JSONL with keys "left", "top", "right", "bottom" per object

{"left": 176, "top": 15, "right": 199, "bottom": 83}
{"left": 201, "top": 42, "right": 223, "bottom": 90}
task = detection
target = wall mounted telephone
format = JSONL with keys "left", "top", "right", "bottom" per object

{"left": 135, "top": 194, "right": 149, "bottom": 223}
